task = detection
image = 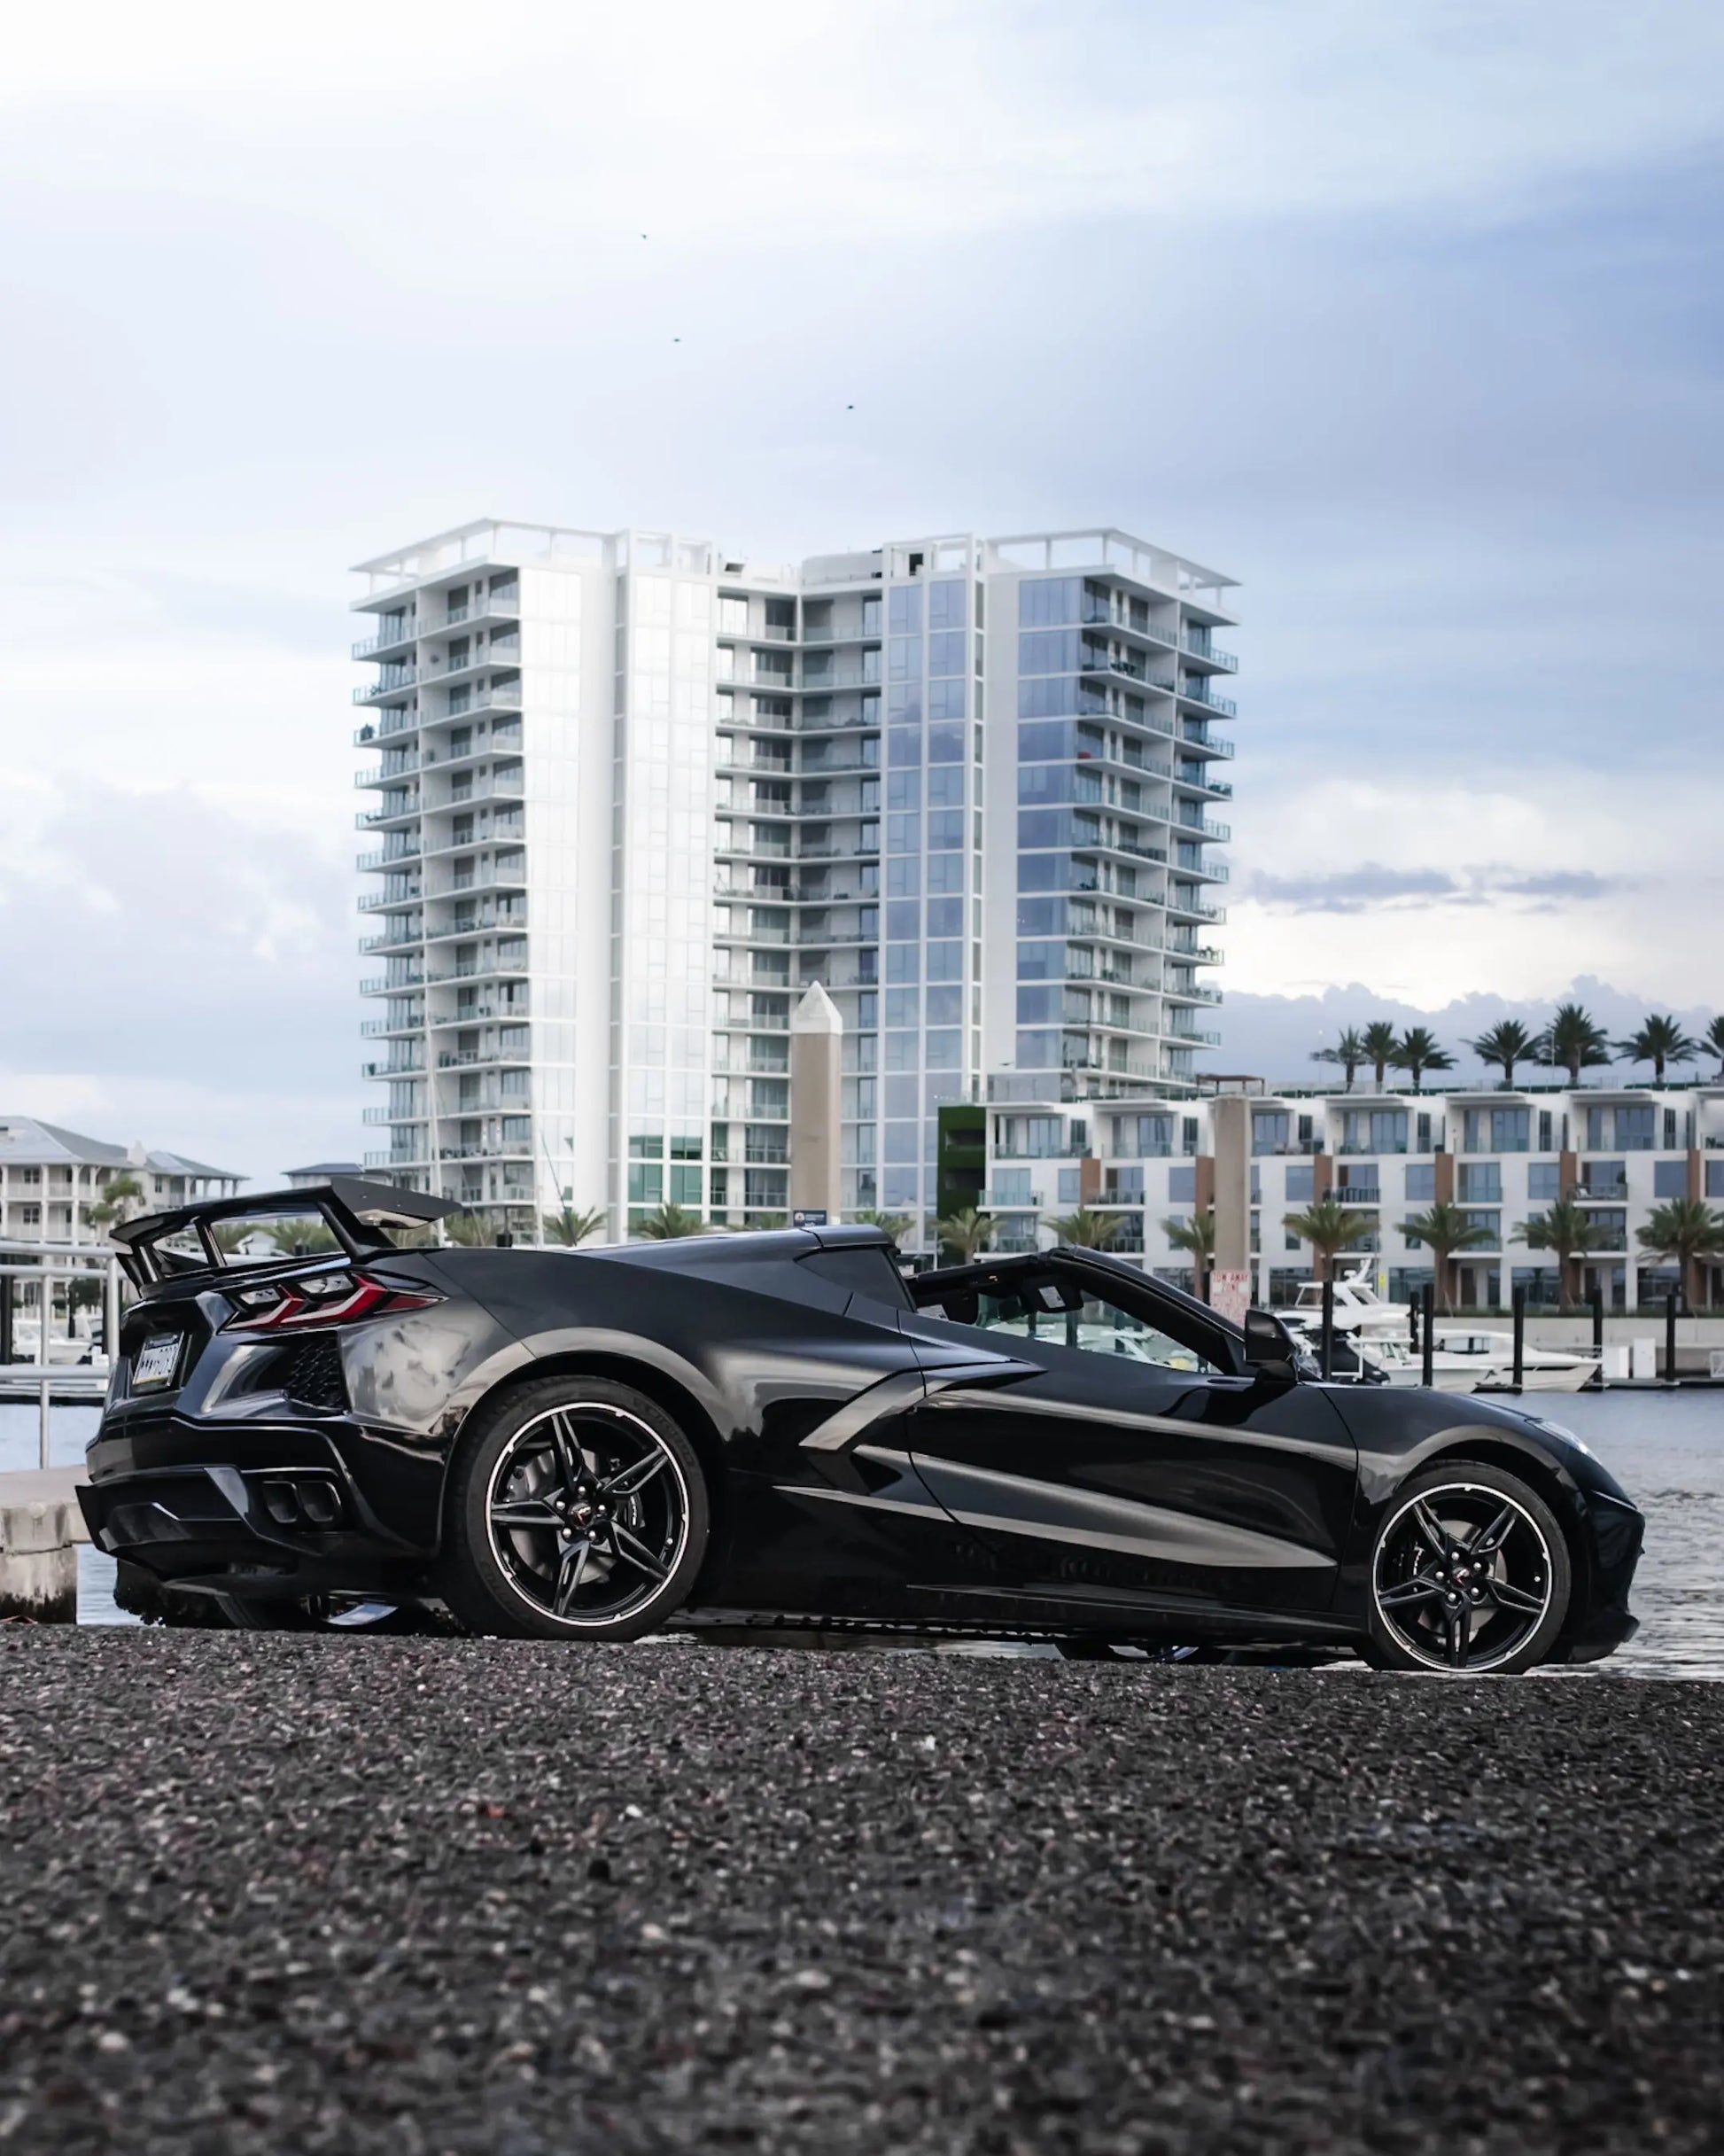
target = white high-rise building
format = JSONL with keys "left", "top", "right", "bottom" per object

{"left": 351, "top": 522, "right": 1237, "bottom": 1245}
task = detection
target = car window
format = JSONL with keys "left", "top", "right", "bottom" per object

{"left": 965, "top": 1282, "right": 1223, "bottom": 1375}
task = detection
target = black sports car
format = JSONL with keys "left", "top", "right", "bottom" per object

{"left": 82, "top": 1179, "right": 1643, "bottom": 1674}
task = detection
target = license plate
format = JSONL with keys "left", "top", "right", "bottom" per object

{"left": 132, "top": 1335, "right": 184, "bottom": 1390}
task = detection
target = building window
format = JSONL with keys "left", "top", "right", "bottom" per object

{"left": 1653, "top": 1159, "right": 1688, "bottom": 1199}
{"left": 1404, "top": 1163, "right": 1435, "bottom": 1202}
{"left": 1527, "top": 1161, "right": 1562, "bottom": 1201}
{"left": 1457, "top": 1162, "right": 1502, "bottom": 1203}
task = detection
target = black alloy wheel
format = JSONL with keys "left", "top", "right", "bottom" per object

{"left": 1364, "top": 1462, "right": 1571, "bottom": 1675}
{"left": 444, "top": 1375, "right": 709, "bottom": 1640}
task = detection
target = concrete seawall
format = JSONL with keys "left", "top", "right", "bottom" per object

{"left": 0, "top": 1492, "right": 79, "bottom": 1622}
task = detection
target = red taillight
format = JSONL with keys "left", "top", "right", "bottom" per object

{"left": 225, "top": 1271, "right": 440, "bottom": 1332}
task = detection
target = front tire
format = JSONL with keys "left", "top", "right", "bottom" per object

{"left": 442, "top": 1376, "right": 709, "bottom": 1641}
{"left": 1363, "top": 1463, "right": 1571, "bottom": 1675}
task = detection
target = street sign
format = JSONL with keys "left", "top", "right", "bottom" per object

{"left": 1209, "top": 1269, "right": 1252, "bottom": 1326}
{"left": 791, "top": 1209, "right": 828, "bottom": 1228}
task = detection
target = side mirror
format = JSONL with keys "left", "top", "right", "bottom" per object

{"left": 1243, "top": 1307, "right": 1302, "bottom": 1384}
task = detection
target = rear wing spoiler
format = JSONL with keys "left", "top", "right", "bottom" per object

{"left": 110, "top": 1179, "right": 462, "bottom": 1288}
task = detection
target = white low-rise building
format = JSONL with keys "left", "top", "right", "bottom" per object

{"left": 0, "top": 1117, "right": 241, "bottom": 1244}
{"left": 966, "top": 1082, "right": 1724, "bottom": 1312}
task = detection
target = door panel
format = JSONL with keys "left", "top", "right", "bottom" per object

{"left": 901, "top": 1304, "right": 1358, "bottom": 1617}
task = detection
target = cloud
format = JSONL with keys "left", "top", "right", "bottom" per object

{"left": 1219, "top": 977, "right": 1724, "bottom": 1090}
{"left": 1222, "top": 774, "right": 1722, "bottom": 1005}
{"left": 1247, "top": 865, "right": 1462, "bottom": 910}
{"left": 0, "top": 777, "right": 357, "bottom": 1179}
{"left": 1244, "top": 862, "right": 1634, "bottom": 914}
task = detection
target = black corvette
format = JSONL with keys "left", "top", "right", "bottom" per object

{"left": 82, "top": 1179, "right": 1642, "bottom": 1674}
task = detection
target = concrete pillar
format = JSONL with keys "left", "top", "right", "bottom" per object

{"left": 788, "top": 981, "right": 843, "bottom": 1224}
{"left": 1208, "top": 1095, "right": 1253, "bottom": 1321}
{"left": 1209, "top": 1096, "right": 1251, "bottom": 1273}
{"left": 0, "top": 1501, "right": 78, "bottom": 1623}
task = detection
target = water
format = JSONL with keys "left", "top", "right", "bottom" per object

{"left": 7, "top": 1394, "right": 1722, "bottom": 1674}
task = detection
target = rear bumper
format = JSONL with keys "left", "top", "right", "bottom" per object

{"left": 80, "top": 1454, "right": 422, "bottom": 1601}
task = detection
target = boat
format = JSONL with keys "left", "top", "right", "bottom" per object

{"left": 1272, "top": 1265, "right": 1409, "bottom": 1337}
{"left": 1433, "top": 1330, "right": 1601, "bottom": 1394}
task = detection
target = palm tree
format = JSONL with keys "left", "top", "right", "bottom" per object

{"left": 634, "top": 1203, "right": 706, "bottom": 1240}
{"left": 542, "top": 1203, "right": 608, "bottom": 1248}
{"left": 84, "top": 1171, "right": 146, "bottom": 1234}
{"left": 1705, "top": 1015, "right": 1724, "bottom": 1080}
{"left": 1282, "top": 1197, "right": 1377, "bottom": 1282}
{"left": 1401, "top": 1202, "right": 1498, "bottom": 1315}
{"left": 1161, "top": 1209, "right": 1216, "bottom": 1299}
{"left": 1390, "top": 1026, "right": 1456, "bottom": 1094}
{"left": 1513, "top": 1196, "right": 1608, "bottom": 1313}
{"left": 1310, "top": 1027, "right": 1369, "bottom": 1092}
{"left": 1635, "top": 1197, "right": 1724, "bottom": 1314}
{"left": 935, "top": 1206, "right": 994, "bottom": 1263}
{"left": 1466, "top": 1018, "right": 1539, "bottom": 1091}
{"left": 1535, "top": 1001, "right": 1611, "bottom": 1086}
{"left": 1361, "top": 1021, "right": 1400, "bottom": 1090}
{"left": 851, "top": 1209, "right": 913, "bottom": 1244}
{"left": 1047, "top": 1208, "right": 1119, "bottom": 1250}
{"left": 1613, "top": 1015, "right": 1698, "bottom": 1085}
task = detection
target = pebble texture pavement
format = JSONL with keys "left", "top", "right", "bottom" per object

{"left": 1, "top": 1631, "right": 1720, "bottom": 2154}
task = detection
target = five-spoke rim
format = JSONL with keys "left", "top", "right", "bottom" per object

{"left": 485, "top": 1402, "right": 689, "bottom": 1628}
{"left": 1372, "top": 1483, "right": 1553, "bottom": 1672}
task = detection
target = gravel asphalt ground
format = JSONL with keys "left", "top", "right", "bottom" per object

{"left": 2, "top": 1631, "right": 1720, "bottom": 2155}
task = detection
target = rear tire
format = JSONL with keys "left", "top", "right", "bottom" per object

{"left": 1363, "top": 1462, "right": 1571, "bottom": 1675}
{"left": 442, "top": 1376, "right": 709, "bottom": 1641}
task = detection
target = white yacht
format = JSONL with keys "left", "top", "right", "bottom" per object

{"left": 1433, "top": 1330, "right": 1601, "bottom": 1394}
{"left": 1272, "top": 1265, "right": 1409, "bottom": 1337}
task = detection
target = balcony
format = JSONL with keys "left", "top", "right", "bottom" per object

{"left": 438, "top": 1047, "right": 528, "bottom": 1069}
{"left": 432, "top": 998, "right": 531, "bottom": 1025}
{"left": 354, "top": 755, "right": 425, "bottom": 789}
{"left": 422, "top": 636, "right": 522, "bottom": 682}
{"left": 1166, "top": 1026, "right": 1222, "bottom": 1047}
{"left": 354, "top": 666, "right": 418, "bottom": 704}
{"left": 1177, "top": 817, "right": 1231, "bottom": 843}
{"left": 428, "top": 590, "right": 519, "bottom": 633}
{"left": 356, "top": 841, "right": 422, "bottom": 873}
{"left": 1179, "top": 727, "right": 1234, "bottom": 759}
{"left": 1177, "top": 681, "right": 1238, "bottom": 717}
{"left": 1079, "top": 650, "right": 1178, "bottom": 691}
{"left": 352, "top": 619, "right": 417, "bottom": 661}
{"left": 1178, "top": 632, "right": 1238, "bottom": 672}
{"left": 363, "top": 1149, "right": 429, "bottom": 1171}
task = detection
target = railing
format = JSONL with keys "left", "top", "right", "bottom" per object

{"left": 352, "top": 620, "right": 417, "bottom": 659}
{"left": 437, "top": 1047, "right": 529, "bottom": 1069}
{"left": 1179, "top": 681, "right": 1238, "bottom": 715}
{"left": 1179, "top": 632, "right": 1238, "bottom": 671}
{"left": 354, "top": 667, "right": 418, "bottom": 703}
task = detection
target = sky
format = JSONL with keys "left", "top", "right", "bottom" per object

{"left": 1, "top": 0, "right": 1720, "bottom": 1179}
